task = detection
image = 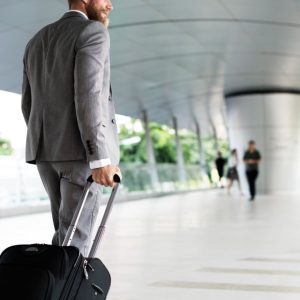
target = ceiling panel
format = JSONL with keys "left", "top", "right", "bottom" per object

{"left": 112, "top": 0, "right": 145, "bottom": 9}
{"left": 0, "top": 1, "right": 64, "bottom": 29}
{"left": 145, "top": 0, "right": 233, "bottom": 19}
{"left": 1, "top": 0, "right": 300, "bottom": 138}
{"left": 220, "top": 0, "right": 300, "bottom": 24}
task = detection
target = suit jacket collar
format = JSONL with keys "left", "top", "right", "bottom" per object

{"left": 61, "top": 11, "right": 88, "bottom": 20}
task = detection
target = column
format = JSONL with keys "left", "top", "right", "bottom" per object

{"left": 226, "top": 92, "right": 300, "bottom": 194}
{"left": 173, "top": 117, "right": 187, "bottom": 183}
{"left": 195, "top": 121, "right": 206, "bottom": 175}
{"left": 142, "top": 110, "right": 160, "bottom": 191}
{"left": 206, "top": 96, "right": 219, "bottom": 153}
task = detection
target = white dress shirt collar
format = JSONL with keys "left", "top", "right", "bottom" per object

{"left": 69, "top": 10, "right": 88, "bottom": 20}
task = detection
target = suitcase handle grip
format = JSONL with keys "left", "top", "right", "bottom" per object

{"left": 62, "top": 174, "right": 121, "bottom": 253}
{"left": 87, "top": 174, "right": 121, "bottom": 184}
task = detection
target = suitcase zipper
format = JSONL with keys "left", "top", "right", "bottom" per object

{"left": 83, "top": 259, "right": 89, "bottom": 280}
{"left": 60, "top": 251, "right": 83, "bottom": 300}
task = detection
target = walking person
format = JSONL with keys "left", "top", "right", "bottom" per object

{"left": 227, "top": 149, "right": 242, "bottom": 195}
{"left": 215, "top": 151, "right": 226, "bottom": 187}
{"left": 243, "top": 140, "right": 261, "bottom": 201}
{"left": 21, "top": 0, "right": 121, "bottom": 256}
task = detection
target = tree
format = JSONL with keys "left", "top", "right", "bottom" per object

{"left": 118, "top": 118, "right": 228, "bottom": 166}
{"left": 150, "top": 123, "right": 176, "bottom": 163}
{"left": 0, "top": 138, "right": 13, "bottom": 155}
{"left": 203, "top": 137, "right": 229, "bottom": 167}
{"left": 119, "top": 120, "right": 146, "bottom": 163}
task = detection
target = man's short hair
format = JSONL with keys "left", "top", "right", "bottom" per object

{"left": 249, "top": 140, "right": 255, "bottom": 145}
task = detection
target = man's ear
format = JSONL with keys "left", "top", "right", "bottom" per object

{"left": 80, "top": 0, "right": 89, "bottom": 5}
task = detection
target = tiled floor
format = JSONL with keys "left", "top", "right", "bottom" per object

{"left": 1, "top": 189, "right": 300, "bottom": 299}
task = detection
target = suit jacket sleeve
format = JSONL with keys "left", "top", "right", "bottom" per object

{"left": 21, "top": 47, "right": 32, "bottom": 126}
{"left": 74, "top": 21, "right": 110, "bottom": 162}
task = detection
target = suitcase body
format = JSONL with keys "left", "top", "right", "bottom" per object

{"left": 0, "top": 244, "right": 83, "bottom": 300}
{"left": 0, "top": 175, "right": 120, "bottom": 300}
{"left": 72, "top": 258, "right": 111, "bottom": 299}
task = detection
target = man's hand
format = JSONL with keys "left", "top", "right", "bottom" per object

{"left": 92, "top": 165, "right": 121, "bottom": 187}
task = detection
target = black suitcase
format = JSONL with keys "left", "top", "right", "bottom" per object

{"left": 0, "top": 175, "right": 120, "bottom": 300}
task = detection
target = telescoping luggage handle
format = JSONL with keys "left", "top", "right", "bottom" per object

{"left": 62, "top": 174, "right": 121, "bottom": 259}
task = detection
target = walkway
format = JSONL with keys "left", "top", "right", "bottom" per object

{"left": 1, "top": 189, "right": 300, "bottom": 300}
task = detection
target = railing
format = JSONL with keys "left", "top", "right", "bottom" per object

{"left": 0, "top": 156, "right": 48, "bottom": 207}
{"left": 0, "top": 156, "right": 219, "bottom": 209}
{"left": 113, "top": 163, "right": 214, "bottom": 194}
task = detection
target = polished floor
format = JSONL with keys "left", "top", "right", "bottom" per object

{"left": 1, "top": 189, "right": 300, "bottom": 299}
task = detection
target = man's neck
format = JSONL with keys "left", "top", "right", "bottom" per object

{"left": 70, "top": 4, "right": 88, "bottom": 17}
{"left": 69, "top": 9, "right": 88, "bottom": 19}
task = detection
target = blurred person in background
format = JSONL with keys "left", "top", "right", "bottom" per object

{"left": 227, "top": 149, "right": 242, "bottom": 195}
{"left": 243, "top": 140, "right": 261, "bottom": 201}
{"left": 215, "top": 151, "right": 226, "bottom": 188}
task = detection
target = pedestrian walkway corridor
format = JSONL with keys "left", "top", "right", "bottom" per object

{"left": 1, "top": 189, "right": 300, "bottom": 300}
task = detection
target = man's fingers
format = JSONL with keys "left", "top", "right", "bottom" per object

{"left": 92, "top": 165, "right": 121, "bottom": 187}
{"left": 114, "top": 167, "right": 122, "bottom": 181}
{"left": 96, "top": 174, "right": 114, "bottom": 187}
{"left": 92, "top": 173, "right": 108, "bottom": 186}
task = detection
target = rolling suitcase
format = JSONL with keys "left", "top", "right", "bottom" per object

{"left": 0, "top": 174, "right": 121, "bottom": 300}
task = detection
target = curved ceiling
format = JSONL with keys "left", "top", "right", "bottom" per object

{"left": 1, "top": 0, "right": 300, "bottom": 137}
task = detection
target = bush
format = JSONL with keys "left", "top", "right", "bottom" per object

{"left": 0, "top": 138, "right": 13, "bottom": 155}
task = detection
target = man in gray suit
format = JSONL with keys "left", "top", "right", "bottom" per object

{"left": 21, "top": 0, "right": 121, "bottom": 256}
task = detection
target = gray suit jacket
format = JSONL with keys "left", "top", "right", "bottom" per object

{"left": 21, "top": 11, "right": 120, "bottom": 166}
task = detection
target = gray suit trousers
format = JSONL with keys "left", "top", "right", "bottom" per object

{"left": 37, "top": 161, "right": 101, "bottom": 257}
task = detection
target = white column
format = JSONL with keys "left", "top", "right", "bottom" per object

{"left": 206, "top": 96, "right": 219, "bottom": 153}
{"left": 173, "top": 117, "right": 187, "bottom": 183}
{"left": 142, "top": 111, "right": 160, "bottom": 191}
{"left": 226, "top": 93, "right": 300, "bottom": 194}
{"left": 211, "top": 123, "right": 219, "bottom": 153}
{"left": 195, "top": 121, "right": 206, "bottom": 174}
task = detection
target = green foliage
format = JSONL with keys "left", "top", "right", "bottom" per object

{"left": 179, "top": 130, "right": 199, "bottom": 165}
{"left": 0, "top": 138, "right": 13, "bottom": 155}
{"left": 119, "top": 121, "right": 147, "bottom": 163}
{"left": 203, "top": 137, "right": 229, "bottom": 167}
{"left": 150, "top": 123, "right": 176, "bottom": 163}
{"left": 118, "top": 118, "right": 229, "bottom": 167}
